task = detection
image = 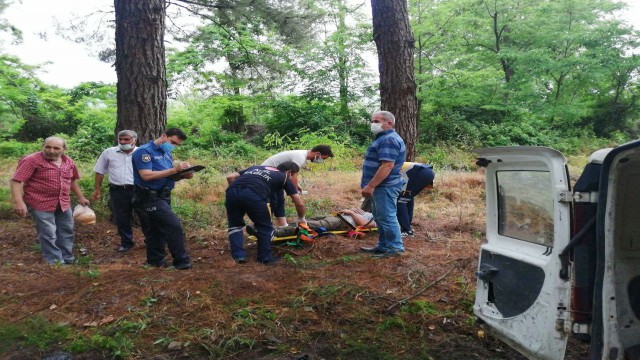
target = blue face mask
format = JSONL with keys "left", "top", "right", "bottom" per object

{"left": 160, "top": 142, "right": 175, "bottom": 153}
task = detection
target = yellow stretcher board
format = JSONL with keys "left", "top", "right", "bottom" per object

{"left": 246, "top": 228, "right": 378, "bottom": 242}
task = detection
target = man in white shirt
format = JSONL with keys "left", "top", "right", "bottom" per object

{"left": 92, "top": 130, "right": 150, "bottom": 252}
{"left": 261, "top": 145, "right": 333, "bottom": 226}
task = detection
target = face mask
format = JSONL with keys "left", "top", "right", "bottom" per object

{"left": 313, "top": 155, "right": 324, "bottom": 164}
{"left": 119, "top": 143, "right": 133, "bottom": 151}
{"left": 371, "top": 122, "right": 384, "bottom": 134}
{"left": 160, "top": 142, "right": 175, "bottom": 153}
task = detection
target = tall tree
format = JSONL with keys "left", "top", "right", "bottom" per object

{"left": 371, "top": 0, "right": 418, "bottom": 160}
{"left": 114, "top": 0, "right": 167, "bottom": 143}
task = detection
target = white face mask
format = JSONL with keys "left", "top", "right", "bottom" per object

{"left": 119, "top": 143, "right": 133, "bottom": 151}
{"left": 313, "top": 155, "right": 324, "bottom": 164}
{"left": 371, "top": 122, "right": 384, "bottom": 134}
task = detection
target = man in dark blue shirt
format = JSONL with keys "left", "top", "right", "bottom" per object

{"left": 225, "top": 161, "right": 306, "bottom": 264}
{"left": 132, "top": 128, "right": 194, "bottom": 270}
{"left": 360, "top": 111, "right": 406, "bottom": 257}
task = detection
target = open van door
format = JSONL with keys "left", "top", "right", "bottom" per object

{"left": 473, "top": 147, "right": 572, "bottom": 360}
{"left": 590, "top": 141, "right": 640, "bottom": 360}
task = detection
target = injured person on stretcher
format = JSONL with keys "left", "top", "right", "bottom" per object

{"left": 247, "top": 209, "right": 377, "bottom": 238}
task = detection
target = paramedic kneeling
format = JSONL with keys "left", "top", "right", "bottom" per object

{"left": 225, "top": 161, "right": 306, "bottom": 264}
{"left": 132, "top": 128, "right": 193, "bottom": 270}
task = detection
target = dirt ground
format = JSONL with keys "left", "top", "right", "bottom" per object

{"left": 0, "top": 170, "right": 588, "bottom": 359}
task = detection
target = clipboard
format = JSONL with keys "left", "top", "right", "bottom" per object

{"left": 168, "top": 165, "right": 205, "bottom": 180}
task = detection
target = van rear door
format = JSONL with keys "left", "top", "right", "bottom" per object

{"left": 473, "top": 147, "right": 572, "bottom": 360}
{"left": 591, "top": 140, "right": 640, "bottom": 359}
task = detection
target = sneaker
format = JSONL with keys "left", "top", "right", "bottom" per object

{"left": 372, "top": 251, "right": 404, "bottom": 259}
{"left": 234, "top": 257, "right": 247, "bottom": 264}
{"left": 359, "top": 246, "right": 385, "bottom": 254}
{"left": 401, "top": 230, "right": 414, "bottom": 237}
{"left": 245, "top": 224, "right": 257, "bottom": 236}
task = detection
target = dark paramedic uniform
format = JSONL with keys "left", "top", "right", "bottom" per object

{"left": 397, "top": 162, "right": 435, "bottom": 234}
{"left": 226, "top": 166, "right": 298, "bottom": 263}
{"left": 132, "top": 141, "right": 190, "bottom": 267}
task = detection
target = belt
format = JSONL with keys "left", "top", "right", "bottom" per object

{"left": 135, "top": 185, "right": 171, "bottom": 198}
{"left": 109, "top": 184, "right": 134, "bottom": 190}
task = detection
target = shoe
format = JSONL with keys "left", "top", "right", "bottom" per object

{"left": 259, "top": 256, "right": 280, "bottom": 265}
{"left": 173, "top": 262, "right": 192, "bottom": 270}
{"left": 63, "top": 258, "right": 77, "bottom": 265}
{"left": 145, "top": 261, "right": 167, "bottom": 268}
{"left": 372, "top": 251, "right": 404, "bottom": 259}
{"left": 359, "top": 246, "right": 385, "bottom": 254}
{"left": 118, "top": 245, "right": 134, "bottom": 252}
{"left": 234, "top": 257, "right": 247, "bottom": 264}
{"left": 246, "top": 224, "right": 257, "bottom": 236}
{"left": 401, "top": 230, "right": 414, "bottom": 237}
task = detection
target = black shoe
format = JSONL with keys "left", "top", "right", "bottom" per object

{"left": 63, "top": 258, "right": 77, "bottom": 265}
{"left": 259, "top": 256, "right": 280, "bottom": 265}
{"left": 245, "top": 224, "right": 257, "bottom": 236}
{"left": 234, "top": 257, "right": 247, "bottom": 264}
{"left": 145, "top": 261, "right": 167, "bottom": 268}
{"left": 118, "top": 245, "right": 134, "bottom": 252}
{"left": 401, "top": 230, "right": 414, "bottom": 237}
{"left": 173, "top": 262, "right": 192, "bottom": 270}
{"left": 359, "top": 246, "right": 384, "bottom": 254}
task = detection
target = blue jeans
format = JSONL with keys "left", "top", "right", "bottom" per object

{"left": 226, "top": 187, "right": 275, "bottom": 263}
{"left": 371, "top": 183, "right": 404, "bottom": 252}
{"left": 30, "top": 208, "right": 75, "bottom": 264}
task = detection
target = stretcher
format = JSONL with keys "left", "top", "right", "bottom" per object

{"left": 247, "top": 227, "right": 378, "bottom": 243}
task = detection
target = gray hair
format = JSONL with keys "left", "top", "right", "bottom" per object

{"left": 118, "top": 130, "right": 138, "bottom": 138}
{"left": 44, "top": 136, "right": 67, "bottom": 149}
{"left": 373, "top": 111, "right": 395, "bottom": 125}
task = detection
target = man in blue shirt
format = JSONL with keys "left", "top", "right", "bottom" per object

{"left": 360, "top": 111, "right": 406, "bottom": 257}
{"left": 132, "top": 128, "right": 194, "bottom": 270}
{"left": 225, "top": 161, "right": 306, "bottom": 264}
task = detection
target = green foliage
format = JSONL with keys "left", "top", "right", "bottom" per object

{"left": 0, "top": 316, "right": 70, "bottom": 352}
{"left": 171, "top": 198, "right": 213, "bottom": 229}
{"left": 412, "top": 0, "right": 640, "bottom": 150}
{"left": 0, "top": 139, "right": 40, "bottom": 157}
{"left": 67, "top": 323, "right": 136, "bottom": 358}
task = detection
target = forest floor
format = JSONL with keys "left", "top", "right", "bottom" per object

{"left": 0, "top": 170, "right": 587, "bottom": 359}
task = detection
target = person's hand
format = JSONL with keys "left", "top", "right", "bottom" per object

{"left": 13, "top": 201, "right": 28, "bottom": 218}
{"left": 361, "top": 184, "right": 374, "bottom": 198}
{"left": 78, "top": 197, "right": 90, "bottom": 206}
{"left": 91, "top": 189, "right": 101, "bottom": 201}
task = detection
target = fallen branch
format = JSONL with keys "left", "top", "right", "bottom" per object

{"left": 386, "top": 265, "right": 456, "bottom": 313}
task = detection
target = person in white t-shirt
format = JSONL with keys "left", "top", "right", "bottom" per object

{"left": 261, "top": 145, "right": 334, "bottom": 226}
{"left": 92, "top": 130, "right": 150, "bottom": 252}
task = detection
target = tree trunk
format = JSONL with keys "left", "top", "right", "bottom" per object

{"left": 114, "top": 0, "right": 167, "bottom": 144}
{"left": 371, "top": 0, "right": 418, "bottom": 161}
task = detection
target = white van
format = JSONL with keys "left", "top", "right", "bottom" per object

{"left": 473, "top": 142, "right": 640, "bottom": 360}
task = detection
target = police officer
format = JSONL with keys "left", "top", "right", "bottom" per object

{"left": 397, "top": 162, "right": 435, "bottom": 236}
{"left": 225, "top": 161, "right": 306, "bottom": 264}
{"left": 132, "top": 128, "right": 194, "bottom": 270}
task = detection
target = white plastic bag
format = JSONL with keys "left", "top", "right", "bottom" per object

{"left": 73, "top": 204, "right": 96, "bottom": 225}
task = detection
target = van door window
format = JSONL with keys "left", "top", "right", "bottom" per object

{"left": 496, "top": 170, "right": 554, "bottom": 246}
